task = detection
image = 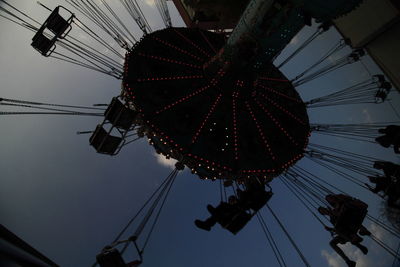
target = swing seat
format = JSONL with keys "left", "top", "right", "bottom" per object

{"left": 386, "top": 179, "right": 400, "bottom": 197}
{"left": 375, "top": 82, "right": 392, "bottom": 103}
{"left": 380, "top": 81, "right": 392, "bottom": 91}
{"left": 104, "top": 97, "right": 137, "bottom": 130}
{"left": 42, "top": 6, "right": 74, "bottom": 39}
{"left": 335, "top": 199, "right": 367, "bottom": 236}
{"left": 249, "top": 191, "right": 273, "bottom": 212}
{"left": 96, "top": 248, "right": 126, "bottom": 267}
{"left": 374, "top": 74, "right": 385, "bottom": 83}
{"left": 31, "top": 6, "right": 74, "bottom": 57}
{"left": 375, "top": 135, "right": 392, "bottom": 148}
{"left": 46, "top": 7, "right": 73, "bottom": 38}
{"left": 31, "top": 32, "right": 56, "bottom": 57}
{"left": 126, "top": 260, "right": 142, "bottom": 267}
{"left": 90, "top": 125, "right": 122, "bottom": 155}
{"left": 238, "top": 189, "right": 273, "bottom": 211}
{"left": 375, "top": 89, "right": 388, "bottom": 103}
{"left": 223, "top": 211, "right": 252, "bottom": 235}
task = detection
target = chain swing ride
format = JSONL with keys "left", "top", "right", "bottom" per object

{"left": 1, "top": 0, "right": 400, "bottom": 266}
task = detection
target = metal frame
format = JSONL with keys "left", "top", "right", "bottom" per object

{"left": 97, "top": 236, "right": 143, "bottom": 267}
{"left": 90, "top": 96, "right": 139, "bottom": 156}
{"left": 31, "top": 6, "right": 74, "bottom": 57}
{"left": 31, "top": 33, "right": 57, "bottom": 57}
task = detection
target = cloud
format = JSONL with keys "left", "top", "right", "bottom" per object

{"left": 144, "top": 0, "right": 156, "bottom": 6}
{"left": 289, "top": 36, "right": 299, "bottom": 46}
{"left": 321, "top": 249, "right": 344, "bottom": 267}
{"left": 322, "top": 246, "right": 374, "bottom": 267}
{"left": 362, "top": 109, "right": 373, "bottom": 123}
{"left": 327, "top": 55, "right": 340, "bottom": 63}
{"left": 153, "top": 152, "right": 177, "bottom": 169}
{"left": 369, "top": 223, "right": 384, "bottom": 240}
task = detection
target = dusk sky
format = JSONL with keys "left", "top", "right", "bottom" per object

{"left": 1, "top": 1, "right": 400, "bottom": 267}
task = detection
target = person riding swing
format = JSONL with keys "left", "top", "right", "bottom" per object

{"left": 194, "top": 196, "right": 251, "bottom": 234}
{"left": 318, "top": 194, "right": 370, "bottom": 267}
{"left": 375, "top": 125, "right": 400, "bottom": 154}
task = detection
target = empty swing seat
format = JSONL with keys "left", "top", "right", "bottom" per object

{"left": 46, "top": 7, "right": 73, "bottom": 37}
{"left": 90, "top": 125, "right": 123, "bottom": 155}
{"left": 96, "top": 249, "right": 126, "bottom": 267}
{"left": 104, "top": 98, "right": 138, "bottom": 130}
{"left": 31, "top": 32, "right": 56, "bottom": 57}
{"left": 31, "top": 6, "right": 74, "bottom": 57}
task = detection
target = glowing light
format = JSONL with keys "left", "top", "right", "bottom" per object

{"left": 253, "top": 97, "right": 299, "bottom": 146}
{"left": 256, "top": 83, "right": 302, "bottom": 103}
{"left": 152, "top": 36, "right": 204, "bottom": 62}
{"left": 138, "top": 53, "right": 202, "bottom": 69}
{"left": 154, "top": 84, "right": 211, "bottom": 115}
{"left": 137, "top": 75, "right": 203, "bottom": 82}
{"left": 245, "top": 101, "right": 276, "bottom": 161}
{"left": 232, "top": 91, "right": 239, "bottom": 160}
{"left": 173, "top": 29, "right": 211, "bottom": 58}
{"left": 259, "top": 92, "right": 307, "bottom": 126}
{"left": 192, "top": 94, "right": 222, "bottom": 144}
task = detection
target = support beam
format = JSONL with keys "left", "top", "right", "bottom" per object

{"left": 0, "top": 224, "right": 58, "bottom": 267}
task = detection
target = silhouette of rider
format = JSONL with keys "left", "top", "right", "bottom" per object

{"left": 237, "top": 179, "right": 272, "bottom": 212}
{"left": 318, "top": 194, "right": 370, "bottom": 267}
{"left": 365, "top": 175, "right": 390, "bottom": 195}
{"left": 372, "top": 161, "right": 400, "bottom": 208}
{"left": 373, "top": 161, "right": 400, "bottom": 180}
{"left": 195, "top": 196, "right": 245, "bottom": 232}
{"left": 375, "top": 125, "right": 400, "bottom": 153}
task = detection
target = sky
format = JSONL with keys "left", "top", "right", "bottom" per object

{"left": 1, "top": 1, "right": 400, "bottom": 267}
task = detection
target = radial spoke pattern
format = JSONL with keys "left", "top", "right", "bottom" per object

{"left": 123, "top": 28, "right": 310, "bottom": 181}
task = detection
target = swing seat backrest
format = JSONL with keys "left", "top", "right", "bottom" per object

{"left": 375, "top": 89, "right": 388, "bottom": 103}
{"left": 104, "top": 97, "right": 137, "bottom": 130}
{"left": 31, "top": 31, "right": 56, "bottom": 57}
{"left": 90, "top": 125, "right": 123, "bottom": 155}
{"left": 248, "top": 191, "right": 273, "bottom": 212}
{"left": 45, "top": 6, "right": 74, "bottom": 38}
{"left": 31, "top": 6, "right": 74, "bottom": 56}
{"left": 223, "top": 210, "right": 252, "bottom": 235}
{"left": 335, "top": 200, "right": 367, "bottom": 235}
{"left": 386, "top": 178, "right": 400, "bottom": 196}
{"left": 96, "top": 248, "right": 126, "bottom": 267}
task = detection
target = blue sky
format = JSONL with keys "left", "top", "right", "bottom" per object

{"left": 1, "top": 1, "right": 400, "bottom": 267}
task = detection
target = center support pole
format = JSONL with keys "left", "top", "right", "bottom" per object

{"left": 204, "top": 0, "right": 305, "bottom": 76}
{"left": 204, "top": 0, "right": 363, "bottom": 76}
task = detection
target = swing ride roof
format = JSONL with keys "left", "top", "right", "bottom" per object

{"left": 1, "top": 1, "right": 400, "bottom": 267}
{"left": 123, "top": 27, "right": 310, "bottom": 179}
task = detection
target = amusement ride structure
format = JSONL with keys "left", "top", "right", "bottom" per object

{"left": 1, "top": 0, "right": 400, "bottom": 266}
